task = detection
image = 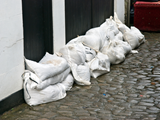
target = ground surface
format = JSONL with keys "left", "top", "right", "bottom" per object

{"left": 1, "top": 32, "right": 160, "bottom": 120}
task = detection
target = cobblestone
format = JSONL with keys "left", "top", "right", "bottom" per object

{"left": 1, "top": 32, "right": 160, "bottom": 119}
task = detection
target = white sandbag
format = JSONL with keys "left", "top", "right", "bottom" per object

{"left": 101, "top": 40, "right": 126, "bottom": 64}
{"left": 114, "top": 12, "right": 130, "bottom": 34}
{"left": 115, "top": 40, "right": 132, "bottom": 55}
{"left": 115, "top": 31, "right": 123, "bottom": 41}
{"left": 130, "top": 26, "right": 145, "bottom": 44}
{"left": 36, "top": 67, "right": 70, "bottom": 90}
{"left": 22, "top": 70, "right": 67, "bottom": 106}
{"left": 118, "top": 24, "right": 130, "bottom": 34}
{"left": 80, "top": 34, "right": 103, "bottom": 52}
{"left": 84, "top": 46, "right": 96, "bottom": 62}
{"left": 25, "top": 53, "right": 69, "bottom": 81}
{"left": 123, "top": 31, "right": 140, "bottom": 49}
{"left": 106, "top": 16, "right": 119, "bottom": 35}
{"left": 78, "top": 27, "right": 108, "bottom": 52}
{"left": 122, "top": 26, "right": 145, "bottom": 50}
{"left": 100, "top": 18, "right": 119, "bottom": 41}
{"left": 61, "top": 74, "right": 74, "bottom": 91}
{"left": 67, "top": 36, "right": 82, "bottom": 45}
{"left": 87, "top": 52, "right": 110, "bottom": 78}
{"left": 114, "top": 13, "right": 145, "bottom": 49}
{"left": 59, "top": 42, "right": 86, "bottom": 65}
{"left": 70, "top": 63, "right": 91, "bottom": 85}
{"left": 86, "top": 27, "right": 108, "bottom": 43}
{"left": 100, "top": 16, "right": 119, "bottom": 36}
{"left": 107, "top": 30, "right": 115, "bottom": 41}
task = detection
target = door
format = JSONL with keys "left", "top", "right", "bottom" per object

{"left": 22, "top": 0, "right": 53, "bottom": 62}
{"left": 65, "top": 0, "right": 114, "bottom": 43}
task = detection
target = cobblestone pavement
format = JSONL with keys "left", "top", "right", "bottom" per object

{"left": 1, "top": 32, "right": 160, "bottom": 120}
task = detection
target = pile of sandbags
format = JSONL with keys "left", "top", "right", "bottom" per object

{"left": 22, "top": 53, "right": 74, "bottom": 106}
{"left": 22, "top": 13, "right": 145, "bottom": 106}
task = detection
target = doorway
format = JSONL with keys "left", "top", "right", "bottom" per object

{"left": 22, "top": 0, "right": 53, "bottom": 62}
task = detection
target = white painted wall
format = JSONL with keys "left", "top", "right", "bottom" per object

{"left": 114, "top": 0, "right": 125, "bottom": 23}
{"left": 52, "top": 0, "right": 66, "bottom": 53}
{"left": 0, "top": 0, "right": 24, "bottom": 100}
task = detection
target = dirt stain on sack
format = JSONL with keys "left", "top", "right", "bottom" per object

{"left": 46, "top": 60, "right": 62, "bottom": 66}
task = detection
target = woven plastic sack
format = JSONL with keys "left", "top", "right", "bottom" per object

{"left": 25, "top": 53, "right": 69, "bottom": 82}
{"left": 61, "top": 74, "right": 74, "bottom": 91}
{"left": 123, "top": 31, "right": 140, "bottom": 49}
{"left": 130, "top": 26, "right": 145, "bottom": 44}
{"left": 100, "top": 17, "right": 120, "bottom": 41}
{"left": 114, "top": 12, "right": 130, "bottom": 34}
{"left": 101, "top": 40, "right": 131, "bottom": 64}
{"left": 22, "top": 70, "right": 67, "bottom": 106}
{"left": 115, "top": 31, "right": 123, "bottom": 41}
{"left": 36, "top": 67, "right": 70, "bottom": 90}
{"left": 84, "top": 46, "right": 96, "bottom": 62}
{"left": 100, "top": 16, "right": 119, "bottom": 36}
{"left": 123, "top": 27, "right": 145, "bottom": 50}
{"left": 59, "top": 42, "right": 86, "bottom": 65}
{"left": 87, "top": 52, "right": 110, "bottom": 78}
{"left": 70, "top": 63, "right": 91, "bottom": 85}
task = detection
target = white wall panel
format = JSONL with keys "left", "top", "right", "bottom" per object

{"left": 0, "top": 0, "right": 24, "bottom": 100}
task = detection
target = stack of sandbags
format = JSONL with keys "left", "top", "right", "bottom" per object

{"left": 114, "top": 12, "right": 145, "bottom": 49}
{"left": 23, "top": 53, "right": 74, "bottom": 106}
{"left": 22, "top": 70, "right": 74, "bottom": 106}
{"left": 99, "top": 17, "right": 132, "bottom": 64}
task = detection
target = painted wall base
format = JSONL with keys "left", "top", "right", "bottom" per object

{"left": 0, "top": 89, "right": 24, "bottom": 115}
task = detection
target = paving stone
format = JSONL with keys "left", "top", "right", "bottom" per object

{"left": 79, "top": 117, "right": 100, "bottom": 120}
{"left": 37, "top": 118, "right": 49, "bottom": 120}
{"left": 112, "top": 95, "right": 128, "bottom": 99}
{"left": 54, "top": 117, "right": 76, "bottom": 120}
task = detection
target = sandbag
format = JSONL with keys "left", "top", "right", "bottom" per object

{"left": 130, "top": 26, "right": 145, "bottom": 44}
{"left": 86, "top": 27, "right": 108, "bottom": 44}
{"left": 87, "top": 52, "right": 110, "bottom": 78}
{"left": 100, "top": 16, "right": 119, "bottom": 36}
{"left": 115, "top": 40, "right": 132, "bottom": 55}
{"left": 101, "top": 40, "right": 131, "bottom": 64}
{"left": 114, "top": 12, "right": 130, "bottom": 34}
{"left": 117, "top": 24, "right": 130, "bottom": 34}
{"left": 25, "top": 53, "right": 69, "bottom": 81}
{"left": 70, "top": 63, "right": 91, "bottom": 85}
{"left": 123, "top": 27, "right": 145, "bottom": 50}
{"left": 106, "top": 16, "right": 119, "bottom": 36}
{"left": 115, "top": 31, "right": 123, "bottom": 41}
{"left": 123, "top": 31, "right": 140, "bottom": 49}
{"left": 114, "top": 12, "right": 145, "bottom": 49}
{"left": 100, "top": 17, "right": 119, "bottom": 41}
{"left": 61, "top": 74, "right": 74, "bottom": 91}
{"left": 80, "top": 34, "right": 103, "bottom": 52}
{"left": 36, "top": 67, "right": 70, "bottom": 90}
{"left": 59, "top": 42, "right": 86, "bottom": 65}
{"left": 84, "top": 46, "right": 96, "bottom": 62}
{"left": 22, "top": 70, "right": 67, "bottom": 106}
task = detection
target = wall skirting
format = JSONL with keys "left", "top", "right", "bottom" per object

{"left": 0, "top": 89, "right": 24, "bottom": 115}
